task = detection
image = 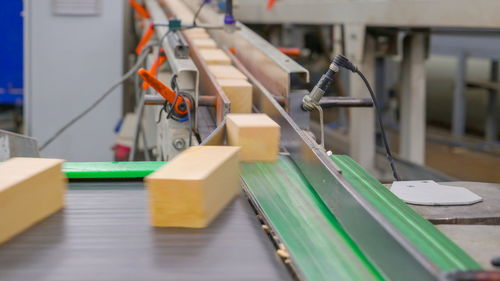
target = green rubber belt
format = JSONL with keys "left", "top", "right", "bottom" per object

{"left": 241, "top": 156, "right": 385, "bottom": 281}
{"left": 330, "top": 155, "right": 481, "bottom": 273}
{"left": 64, "top": 155, "right": 481, "bottom": 280}
{"left": 63, "top": 161, "right": 166, "bottom": 179}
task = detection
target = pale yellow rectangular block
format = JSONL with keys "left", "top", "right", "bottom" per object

{"left": 145, "top": 146, "right": 241, "bottom": 228}
{"left": 184, "top": 28, "right": 211, "bottom": 40}
{"left": 209, "top": 65, "right": 247, "bottom": 80}
{"left": 192, "top": 38, "right": 217, "bottom": 49}
{"left": 218, "top": 79, "right": 253, "bottom": 114}
{"left": 0, "top": 157, "right": 66, "bottom": 244}
{"left": 226, "top": 114, "right": 280, "bottom": 162}
{"left": 199, "top": 49, "right": 231, "bottom": 65}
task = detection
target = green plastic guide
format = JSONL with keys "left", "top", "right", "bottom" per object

{"left": 63, "top": 156, "right": 481, "bottom": 280}
{"left": 330, "top": 155, "right": 481, "bottom": 272}
{"left": 241, "top": 157, "right": 385, "bottom": 281}
{"left": 63, "top": 161, "right": 166, "bottom": 179}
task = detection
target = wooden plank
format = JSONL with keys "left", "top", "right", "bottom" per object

{"left": 184, "top": 28, "right": 211, "bottom": 40}
{"left": 209, "top": 65, "right": 247, "bottom": 80}
{"left": 218, "top": 79, "right": 253, "bottom": 113}
{"left": 199, "top": 49, "right": 231, "bottom": 65}
{"left": 0, "top": 157, "right": 66, "bottom": 244}
{"left": 145, "top": 146, "right": 241, "bottom": 228}
{"left": 192, "top": 38, "right": 217, "bottom": 49}
{"left": 226, "top": 114, "right": 280, "bottom": 162}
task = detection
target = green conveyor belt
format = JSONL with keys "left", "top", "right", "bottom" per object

{"left": 330, "top": 155, "right": 481, "bottom": 272}
{"left": 64, "top": 155, "right": 481, "bottom": 280}
{"left": 63, "top": 161, "right": 166, "bottom": 179}
{"left": 241, "top": 156, "right": 385, "bottom": 281}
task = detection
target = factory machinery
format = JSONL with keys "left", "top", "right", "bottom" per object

{"left": 1, "top": 1, "right": 499, "bottom": 280}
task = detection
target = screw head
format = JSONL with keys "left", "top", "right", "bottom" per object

{"left": 172, "top": 138, "right": 186, "bottom": 150}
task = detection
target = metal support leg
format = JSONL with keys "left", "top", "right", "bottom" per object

{"left": 333, "top": 24, "right": 348, "bottom": 128}
{"left": 452, "top": 52, "right": 467, "bottom": 141}
{"left": 399, "top": 33, "right": 427, "bottom": 165}
{"left": 282, "top": 24, "right": 304, "bottom": 48}
{"left": 129, "top": 95, "right": 146, "bottom": 161}
{"left": 486, "top": 60, "right": 498, "bottom": 143}
{"left": 345, "top": 24, "right": 375, "bottom": 172}
{"left": 375, "top": 57, "right": 388, "bottom": 112}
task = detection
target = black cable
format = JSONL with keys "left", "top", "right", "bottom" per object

{"left": 156, "top": 101, "right": 168, "bottom": 124}
{"left": 192, "top": 1, "right": 208, "bottom": 26}
{"left": 185, "top": 97, "right": 193, "bottom": 147}
{"left": 39, "top": 44, "right": 154, "bottom": 151}
{"left": 356, "top": 70, "right": 401, "bottom": 181}
{"left": 332, "top": 54, "right": 401, "bottom": 181}
{"left": 166, "top": 74, "right": 180, "bottom": 120}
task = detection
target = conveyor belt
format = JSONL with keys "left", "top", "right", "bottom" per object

{"left": 241, "top": 156, "right": 384, "bottom": 281}
{"left": 0, "top": 182, "right": 292, "bottom": 281}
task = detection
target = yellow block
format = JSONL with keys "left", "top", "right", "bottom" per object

{"left": 226, "top": 114, "right": 280, "bottom": 162}
{"left": 145, "top": 146, "right": 241, "bottom": 228}
{"left": 192, "top": 38, "right": 217, "bottom": 49}
{"left": 209, "top": 65, "right": 247, "bottom": 80}
{"left": 184, "top": 28, "right": 211, "bottom": 40}
{"left": 199, "top": 49, "right": 231, "bottom": 65}
{"left": 217, "top": 79, "right": 253, "bottom": 113}
{"left": 0, "top": 157, "right": 66, "bottom": 244}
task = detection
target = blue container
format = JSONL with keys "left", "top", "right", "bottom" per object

{"left": 0, "top": 0, "right": 23, "bottom": 106}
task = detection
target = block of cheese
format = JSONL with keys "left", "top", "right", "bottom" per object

{"left": 192, "top": 38, "right": 217, "bottom": 49}
{"left": 199, "top": 49, "right": 231, "bottom": 65}
{"left": 218, "top": 79, "right": 253, "bottom": 113}
{"left": 226, "top": 114, "right": 280, "bottom": 162}
{"left": 209, "top": 65, "right": 247, "bottom": 80}
{"left": 145, "top": 146, "right": 241, "bottom": 228}
{"left": 0, "top": 158, "right": 66, "bottom": 244}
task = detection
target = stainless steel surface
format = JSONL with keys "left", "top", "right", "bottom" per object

{"left": 166, "top": 30, "right": 189, "bottom": 59}
{"left": 200, "top": 119, "right": 226, "bottom": 146}
{"left": 144, "top": 95, "right": 216, "bottom": 107}
{"left": 319, "top": 97, "right": 374, "bottom": 108}
{"left": 437, "top": 225, "right": 500, "bottom": 270}
{"left": 232, "top": 0, "right": 500, "bottom": 28}
{"left": 0, "top": 182, "right": 292, "bottom": 281}
{"left": 181, "top": 36, "right": 230, "bottom": 125}
{"left": 144, "top": 0, "right": 199, "bottom": 160}
{"left": 288, "top": 91, "right": 310, "bottom": 130}
{"left": 411, "top": 182, "right": 500, "bottom": 225}
{"left": 196, "top": 106, "right": 217, "bottom": 141}
{"left": 160, "top": 0, "right": 230, "bottom": 125}
{"left": 181, "top": 0, "right": 309, "bottom": 105}
{"left": 0, "top": 130, "right": 39, "bottom": 161}
{"left": 228, "top": 50, "right": 444, "bottom": 280}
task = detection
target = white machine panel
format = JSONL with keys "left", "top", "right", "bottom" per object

{"left": 24, "top": 0, "right": 124, "bottom": 161}
{"left": 52, "top": 0, "right": 101, "bottom": 16}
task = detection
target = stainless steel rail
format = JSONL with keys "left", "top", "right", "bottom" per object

{"left": 228, "top": 50, "right": 444, "bottom": 281}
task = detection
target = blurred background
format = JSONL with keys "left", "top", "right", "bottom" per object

{"left": 1, "top": 0, "right": 498, "bottom": 182}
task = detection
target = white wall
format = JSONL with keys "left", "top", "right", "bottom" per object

{"left": 24, "top": 0, "right": 124, "bottom": 161}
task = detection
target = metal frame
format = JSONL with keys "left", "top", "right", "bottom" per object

{"left": 0, "top": 129, "right": 39, "bottom": 161}
{"left": 144, "top": 0, "right": 200, "bottom": 160}
{"left": 144, "top": 2, "right": 480, "bottom": 279}
{"left": 232, "top": 0, "right": 500, "bottom": 29}
{"left": 229, "top": 51, "right": 445, "bottom": 280}
{"left": 181, "top": 0, "right": 309, "bottom": 107}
